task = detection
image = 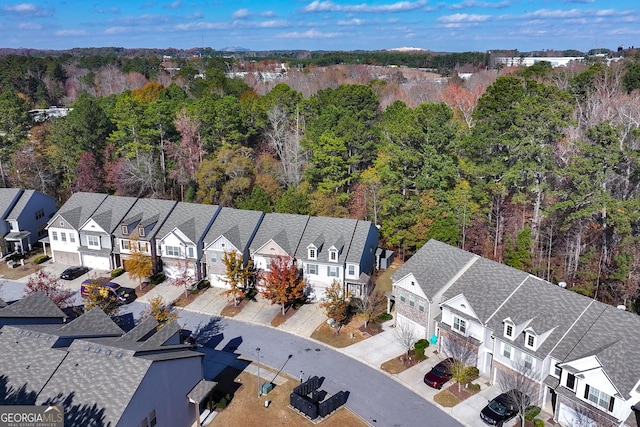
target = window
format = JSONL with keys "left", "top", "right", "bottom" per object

{"left": 210, "top": 252, "right": 217, "bottom": 263}
{"left": 554, "top": 365, "right": 562, "bottom": 377}
{"left": 400, "top": 292, "right": 406, "bottom": 303}
{"left": 69, "top": 234, "right": 75, "bottom": 243}
{"left": 502, "top": 343, "right": 512, "bottom": 359}
{"left": 52, "top": 231, "right": 58, "bottom": 241}
{"left": 348, "top": 264, "right": 355, "bottom": 276}
{"left": 327, "top": 266, "right": 339, "bottom": 277}
{"left": 504, "top": 322, "right": 514, "bottom": 338}
{"left": 166, "top": 246, "right": 181, "bottom": 257}
{"left": 188, "top": 247, "right": 194, "bottom": 258}
{"left": 453, "top": 316, "right": 467, "bottom": 334}
{"left": 121, "top": 240, "right": 130, "bottom": 251}
{"left": 35, "top": 209, "right": 44, "bottom": 220}
{"left": 526, "top": 333, "right": 536, "bottom": 349}
{"left": 61, "top": 232, "right": 67, "bottom": 242}
{"left": 121, "top": 225, "right": 129, "bottom": 235}
{"left": 138, "top": 242, "right": 149, "bottom": 253}
{"left": 409, "top": 295, "right": 415, "bottom": 307}
{"left": 139, "top": 417, "right": 149, "bottom": 427}
{"left": 308, "top": 264, "right": 318, "bottom": 275}
{"left": 566, "top": 373, "right": 576, "bottom": 390}
{"left": 418, "top": 299, "right": 425, "bottom": 312}
{"left": 87, "top": 235, "right": 100, "bottom": 248}
{"left": 308, "top": 248, "right": 316, "bottom": 260}
{"left": 329, "top": 249, "right": 337, "bottom": 261}
{"left": 585, "top": 385, "right": 614, "bottom": 412}
{"left": 523, "top": 353, "right": 533, "bottom": 370}
{"left": 149, "top": 410, "right": 157, "bottom": 427}
{"left": 60, "top": 221, "right": 65, "bottom": 226}
{"left": 138, "top": 226, "right": 145, "bottom": 237}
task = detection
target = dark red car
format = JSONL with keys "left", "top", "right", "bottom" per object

{"left": 423, "top": 357, "right": 455, "bottom": 389}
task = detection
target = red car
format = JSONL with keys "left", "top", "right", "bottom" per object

{"left": 423, "top": 357, "right": 455, "bottom": 389}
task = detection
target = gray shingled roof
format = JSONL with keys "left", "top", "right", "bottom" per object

{"left": 294, "top": 216, "right": 359, "bottom": 263}
{"left": 6, "top": 189, "right": 36, "bottom": 220}
{"left": 156, "top": 202, "right": 220, "bottom": 244}
{"left": 203, "top": 207, "right": 264, "bottom": 251}
{"left": 49, "top": 192, "right": 108, "bottom": 230}
{"left": 0, "top": 188, "right": 22, "bottom": 219}
{"left": 392, "top": 239, "right": 478, "bottom": 301}
{"left": 82, "top": 195, "right": 138, "bottom": 234}
{"left": 345, "top": 220, "right": 378, "bottom": 266}
{"left": 59, "top": 307, "right": 123, "bottom": 336}
{"left": 188, "top": 379, "right": 217, "bottom": 404}
{"left": 487, "top": 276, "right": 594, "bottom": 359}
{"left": 113, "top": 198, "right": 177, "bottom": 241}
{"left": 118, "top": 316, "right": 159, "bottom": 343}
{"left": 249, "top": 213, "right": 309, "bottom": 256}
{"left": 442, "top": 257, "right": 529, "bottom": 323}
{"left": 0, "top": 291, "right": 66, "bottom": 319}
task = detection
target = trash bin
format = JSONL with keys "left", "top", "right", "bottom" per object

{"left": 261, "top": 382, "right": 273, "bottom": 395}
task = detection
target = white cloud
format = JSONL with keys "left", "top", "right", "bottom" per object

{"left": 277, "top": 29, "right": 342, "bottom": 38}
{"left": 232, "top": 8, "right": 250, "bottom": 19}
{"left": 3, "top": 3, "right": 52, "bottom": 17}
{"left": 337, "top": 18, "right": 365, "bottom": 25}
{"left": 175, "top": 21, "right": 231, "bottom": 30}
{"left": 302, "top": 0, "right": 427, "bottom": 13}
{"left": 449, "top": 0, "right": 510, "bottom": 10}
{"left": 165, "top": 1, "right": 181, "bottom": 10}
{"left": 104, "top": 26, "right": 129, "bottom": 34}
{"left": 18, "top": 22, "right": 41, "bottom": 29}
{"left": 254, "top": 20, "right": 289, "bottom": 28}
{"left": 438, "top": 13, "right": 491, "bottom": 23}
{"left": 55, "top": 29, "right": 88, "bottom": 36}
{"left": 261, "top": 11, "right": 276, "bottom": 17}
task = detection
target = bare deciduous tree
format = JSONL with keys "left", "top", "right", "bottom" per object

{"left": 351, "top": 289, "right": 386, "bottom": 328}
{"left": 265, "top": 105, "right": 305, "bottom": 187}
{"left": 496, "top": 360, "right": 540, "bottom": 427}
{"left": 441, "top": 331, "right": 479, "bottom": 392}
{"left": 114, "top": 151, "right": 164, "bottom": 197}
{"left": 395, "top": 317, "right": 419, "bottom": 358}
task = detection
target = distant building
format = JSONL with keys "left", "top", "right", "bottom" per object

{"left": 28, "top": 106, "right": 72, "bottom": 122}
{"left": 494, "top": 57, "right": 584, "bottom": 67}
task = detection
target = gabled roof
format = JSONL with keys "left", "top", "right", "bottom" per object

{"left": 203, "top": 207, "right": 264, "bottom": 251}
{"left": 156, "top": 202, "right": 220, "bottom": 244}
{"left": 345, "top": 220, "right": 378, "bottom": 265}
{"left": 392, "top": 239, "right": 478, "bottom": 301}
{"left": 114, "top": 198, "right": 177, "bottom": 241}
{"left": 0, "top": 291, "right": 66, "bottom": 319}
{"left": 487, "top": 276, "right": 593, "bottom": 358}
{"left": 48, "top": 192, "right": 108, "bottom": 230}
{"left": 81, "top": 195, "right": 138, "bottom": 234}
{"left": 442, "top": 257, "right": 529, "bottom": 324}
{"left": 294, "top": 216, "right": 359, "bottom": 263}
{"left": 59, "top": 307, "right": 123, "bottom": 336}
{"left": 249, "top": 213, "right": 309, "bottom": 256}
{"left": 0, "top": 188, "right": 23, "bottom": 220}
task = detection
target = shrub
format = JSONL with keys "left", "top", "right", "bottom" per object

{"left": 7, "top": 253, "right": 25, "bottom": 262}
{"left": 217, "top": 397, "right": 227, "bottom": 410}
{"left": 525, "top": 406, "right": 541, "bottom": 421}
{"left": 196, "top": 279, "right": 210, "bottom": 290}
{"left": 465, "top": 366, "right": 480, "bottom": 381}
{"left": 110, "top": 267, "right": 125, "bottom": 278}
{"left": 376, "top": 312, "right": 393, "bottom": 322}
{"left": 33, "top": 255, "right": 50, "bottom": 264}
{"left": 533, "top": 419, "right": 545, "bottom": 427}
{"left": 466, "top": 383, "right": 481, "bottom": 393}
{"left": 414, "top": 338, "right": 430, "bottom": 360}
{"left": 149, "top": 272, "right": 166, "bottom": 285}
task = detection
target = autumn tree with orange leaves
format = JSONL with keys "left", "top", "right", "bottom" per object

{"left": 259, "top": 255, "right": 306, "bottom": 315}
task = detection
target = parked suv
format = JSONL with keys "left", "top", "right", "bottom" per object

{"left": 480, "top": 389, "right": 530, "bottom": 426}
{"left": 81, "top": 279, "right": 136, "bottom": 305}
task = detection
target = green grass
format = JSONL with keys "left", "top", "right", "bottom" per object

{"left": 373, "top": 261, "right": 401, "bottom": 294}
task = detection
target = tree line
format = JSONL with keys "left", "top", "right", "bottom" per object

{"left": 1, "top": 51, "right": 640, "bottom": 310}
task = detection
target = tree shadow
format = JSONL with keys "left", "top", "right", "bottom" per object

{"left": 193, "top": 316, "right": 226, "bottom": 348}
{"left": 0, "top": 375, "right": 38, "bottom": 404}
{"left": 43, "top": 391, "right": 110, "bottom": 427}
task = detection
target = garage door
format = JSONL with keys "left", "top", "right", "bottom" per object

{"left": 558, "top": 402, "right": 597, "bottom": 427}
{"left": 209, "top": 273, "right": 229, "bottom": 288}
{"left": 396, "top": 314, "right": 427, "bottom": 340}
{"left": 83, "top": 254, "right": 110, "bottom": 271}
{"left": 164, "top": 264, "right": 195, "bottom": 279}
{"left": 53, "top": 250, "right": 80, "bottom": 266}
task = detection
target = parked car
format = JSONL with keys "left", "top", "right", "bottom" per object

{"left": 80, "top": 279, "right": 136, "bottom": 305}
{"left": 60, "top": 266, "right": 89, "bottom": 280}
{"left": 480, "top": 389, "right": 530, "bottom": 426}
{"left": 423, "top": 357, "right": 455, "bottom": 389}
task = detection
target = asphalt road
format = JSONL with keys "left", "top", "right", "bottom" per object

{"left": 0, "top": 283, "right": 462, "bottom": 427}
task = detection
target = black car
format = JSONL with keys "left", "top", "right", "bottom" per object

{"left": 480, "top": 390, "right": 530, "bottom": 426}
{"left": 60, "top": 266, "right": 89, "bottom": 280}
{"left": 423, "top": 357, "right": 455, "bottom": 389}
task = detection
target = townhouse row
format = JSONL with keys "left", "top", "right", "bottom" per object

{"left": 46, "top": 192, "right": 379, "bottom": 297}
{"left": 392, "top": 239, "right": 640, "bottom": 427}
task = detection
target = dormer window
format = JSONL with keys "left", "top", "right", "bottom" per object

{"left": 121, "top": 225, "right": 129, "bottom": 235}
{"left": 504, "top": 319, "right": 514, "bottom": 339}
{"left": 329, "top": 249, "right": 337, "bottom": 262}
{"left": 308, "top": 247, "right": 317, "bottom": 260}
{"left": 138, "top": 226, "right": 145, "bottom": 237}
{"left": 525, "top": 331, "right": 537, "bottom": 350}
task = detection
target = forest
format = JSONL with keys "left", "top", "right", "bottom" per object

{"left": 1, "top": 50, "right": 640, "bottom": 310}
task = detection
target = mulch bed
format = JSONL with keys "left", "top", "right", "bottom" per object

{"left": 270, "top": 305, "right": 297, "bottom": 327}
{"left": 380, "top": 351, "right": 426, "bottom": 374}
{"left": 358, "top": 322, "right": 384, "bottom": 336}
{"left": 220, "top": 298, "right": 250, "bottom": 317}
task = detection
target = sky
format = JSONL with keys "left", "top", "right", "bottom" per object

{"left": 1, "top": 0, "right": 638, "bottom": 53}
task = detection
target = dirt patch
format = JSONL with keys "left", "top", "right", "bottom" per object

{"left": 220, "top": 298, "right": 249, "bottom": 317}
{"left": 270, "top": 306, "right": 297, "bottom": 327}
{"left": 211, "top": 370, "right": 367, "bottom": 427}
{"left": 380, "top": 351, "right": 426, "bottom": 374}
{"left": 433, "top": 382, "right": 481, "bottom": 407}
{"left": 371, "top": 259, "right": 403, "bottom": 294}
{"left": 310, "top": 315, "right": 373, "bottom": 348}
{"left": 0, "top": 254, "right": 43, "bottom": 280}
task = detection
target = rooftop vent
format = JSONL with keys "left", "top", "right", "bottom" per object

{"left": 617, "top": 305, "right": 627, "bottom": 310}
{"left": 558, "top": 282, "right": 567, "bottom": 288}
